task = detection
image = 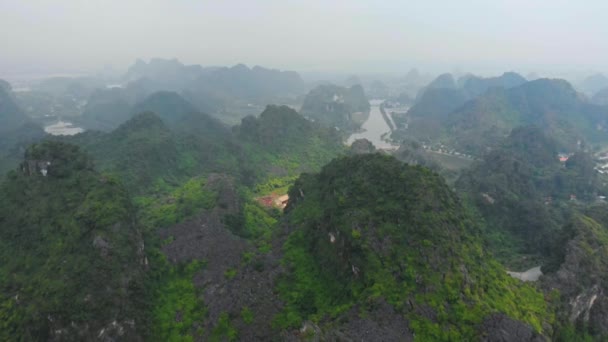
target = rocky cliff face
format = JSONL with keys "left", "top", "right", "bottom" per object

{"left": 542, "top": 214, "right": 608, "bottom": 337}
{"left": 478, "top": 313, "right": 547, "bottom": 342}
{"left": 21, "top": 159, "right": 51, "bottom": 176}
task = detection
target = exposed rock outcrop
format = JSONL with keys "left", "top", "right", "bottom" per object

{"left": 478, "top": 313, "right": 547, "bottom": 342}
{"left": 542, "top": 215, "right": 608, "bottom": 337}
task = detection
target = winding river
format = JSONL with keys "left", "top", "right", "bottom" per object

{"left": 347, "top": 100, "right": 397, "bottom": 149}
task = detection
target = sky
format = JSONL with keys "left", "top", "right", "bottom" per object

{"left": 1, "top": 0, "right": 608, "bottom": 77}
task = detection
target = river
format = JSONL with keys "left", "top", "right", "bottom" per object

{"left": 44, "top": 120, "right": 85, "bottom": 136}
{"left": 347, "top": 99, "right": 397, "bottom": 149}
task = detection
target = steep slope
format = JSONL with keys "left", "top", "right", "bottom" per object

{"left": 579, "top": 73, "right": 608, "bottom": 96}
{"left": 402, "top": 72, "right": 527, "bottom": 142}
{"left": 446, "top": 79, "right": 608, "bottom": 155}
{"left": 73, "top": 112, "right": 182, "bottom": 191}
{"left": 235, "top": 105, "right": 345, "bottom": 180}
{"left": 122, "top": 59, "right": 306, "bottom": 117}
{"left": 131, "top": 91, "right": 229, "bottom": 138}
{"left": 0, "top": 79, "right": 10, "bottom": 92}
{"left": 0, "top": 85, "right": 46, "bottom": 174}
{"left": 190, "top": 64, "right": 305, "bottom": 101}
{"left": 81, "top": 89, "right": 230, "bottom": 135}
{"left": 591, "top": 87, "right": 608, "bottom": 106}
{"left": 456, "top": 126, "right": 603, "bottom": 262}
{"left": 123, "top": 58, "right": 204, "bottom": 89}
{"left": 417, "top": 73, "right": 457, "bottom": 94}
{"left": 276, "top": 154, "right": 551, "bottom": 340}
{"left": 65, "top": 111, "right": 237, "bottom": 193}
{"left": 405, "top": 87, "right": 469, "bottom": 138}
{"left": 79, "top": 87, "right": 134, "bottom": 131}
{"left": 0, "top": 141, "right": 146, "bottom": 340}
{"left": 0, "top": 86, "right": 30, "bottom": 133}
{"left": 542, "top": 209, "right": 608, "bottom": 339}
{"left": 0, "top": 122, "right": 47, "bottom": 175}
{"left": 462, "top": 72, "right": 527, "bottom": 98}
{"left": 300, "top": 84, "right": 370, "bottom": 133}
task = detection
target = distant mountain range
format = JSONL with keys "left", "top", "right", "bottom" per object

{"left": 300, "top": 84, "right": 370, "bottom": 133}
{"left": 75, "top": 58, "right": 308, "bottom": 127}
{"left": 396, "top": 74, "right": 608, "bottom": 155}
{"left": 578, "top": 73, "right": 608, "bottom": 96}
{"left": 123, "top": 58, "right": 306, "bottom": 115}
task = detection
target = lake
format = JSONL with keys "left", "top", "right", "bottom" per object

{"left": 44, "top": 120, "right": 85, "bottom": 136}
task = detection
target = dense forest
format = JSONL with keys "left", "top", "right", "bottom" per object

{"left": 2, "top": 60, "right": 608, "bottom": 342}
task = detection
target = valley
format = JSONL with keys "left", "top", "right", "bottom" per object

{"left": 2, "top": 5, "right": 608, "bottom": 339}
{"left": 3, "top": 64, "right": 608, "bottom": 341}
{"left": 346, "top": 99, "right": 398, "bottom": 150}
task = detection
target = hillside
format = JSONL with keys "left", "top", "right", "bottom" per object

{"left": 67, "top": 104, "right": 343, "bottom": 193}
{"left": 235, "top": 105, "right": 345, "bottom": 181}
{"left": 579, "top": 73, "right": 608, "bottom": 96}
{"left": 131, "top": 91, "right": 229, "bottom": 137}
{"left": 0, "top": 86, "right": 31, "bottom": 134}
{"left": 456, "top": 126, "right": 603, "bottom": 264}
{"left": 462, "top": 72, "right": 527, "bottom": 98}
{"left": 0, "top": 85, "right": 46, "bottom": 174}
{"left": 0, "top": 141, "right": 146, "bottom": 340}
{"left": 122, "top": 58, "right": 306, "bottom": 120}
{"left": 275, "top": 154, "right": 550, "bottom": 340}
{"left": 79, "top": 87, "right": 134, "bottom": 131}
{"left": 400, "top": 72, "right": 527, "bottom": 142}
{"left": 80, "top": 89, "right": 230, "bottom": 135}
{"left": 592, "top": 87, "right": 608, "bottom": 106}
{"left": 445, "top": 79, "right": 608, "bottom": 155}
{"left": 300, "top": 84, "right": 370, "bottom": 133}
{"left": 63, "top": 110, "right": 236, "bottom": 193}
{"left": 541, "top": 208, "right": 608, "bottom": 339}
{"left": 70, "top": 112, "right": 183, "bottom": 190}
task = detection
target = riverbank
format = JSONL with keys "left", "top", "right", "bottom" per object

{"left": 346, "top": 100, "right": 399, "bottom": 150}
{"left": 379, "top": 103, "right": 395, "bottom": 131}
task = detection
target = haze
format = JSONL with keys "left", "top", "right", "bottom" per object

{"left": 1, "top": 0, "right": 608, "bottom": 76}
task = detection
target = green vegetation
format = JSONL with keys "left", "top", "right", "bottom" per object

{"left": 398, "top": 77, "right": 608, "bottom": 158}
{"left": 300, "top": 84, "right": 370, "bottom": 133}
{"left": 148, "top": 256, "right": 206, "bottom": 341}
{"left": 224, "top": 268, "right": 237, "bottom": 279}
{"left": 398, "top": 72, "right": 526, "bottom": 144}
{"left": 0, "top": 86, "right": 32, "bottom": 133}
{"left": 253, "top": 175, "right": 298, "bottom": 195}
{"left": 61, "top": 109, "right": 239, "bottom": 193}
{"left": 275, "top": 154, "right": 551, "bottom": 339}
{"left": 125, "top": 59, "right": 306, "bottom": 121}
{"left": 0, "top": 85, "right": 46, "bottom": 174}
{"left": 0, "top": 141, "right": 145, "bottom": 340}
{"left": 135, "top": 176, "right": 218, "bottom": 229}
{"left": 457, "top": 126, "right": 604, "bottom": 263}
{"left": 235, "top": 104, "right": 346, "bottom": 184}
{"left": 210, "top": 312, "right": 238, "bottom": 341}
{"left": 9, "top": 76, "right": 608, "bottom": 340}
{"left": 450, "top": 79, "right": 608, "bottom": 155}
{"left": 240, "top": 307, "right": 254, "bottom": 324}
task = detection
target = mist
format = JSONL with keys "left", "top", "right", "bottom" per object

{"left": 2, "top": 0, "right": 608, "bottom": 78}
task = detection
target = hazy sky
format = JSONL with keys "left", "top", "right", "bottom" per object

{"left": 1, "top": 0, "right": 607, "bottom": 76}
